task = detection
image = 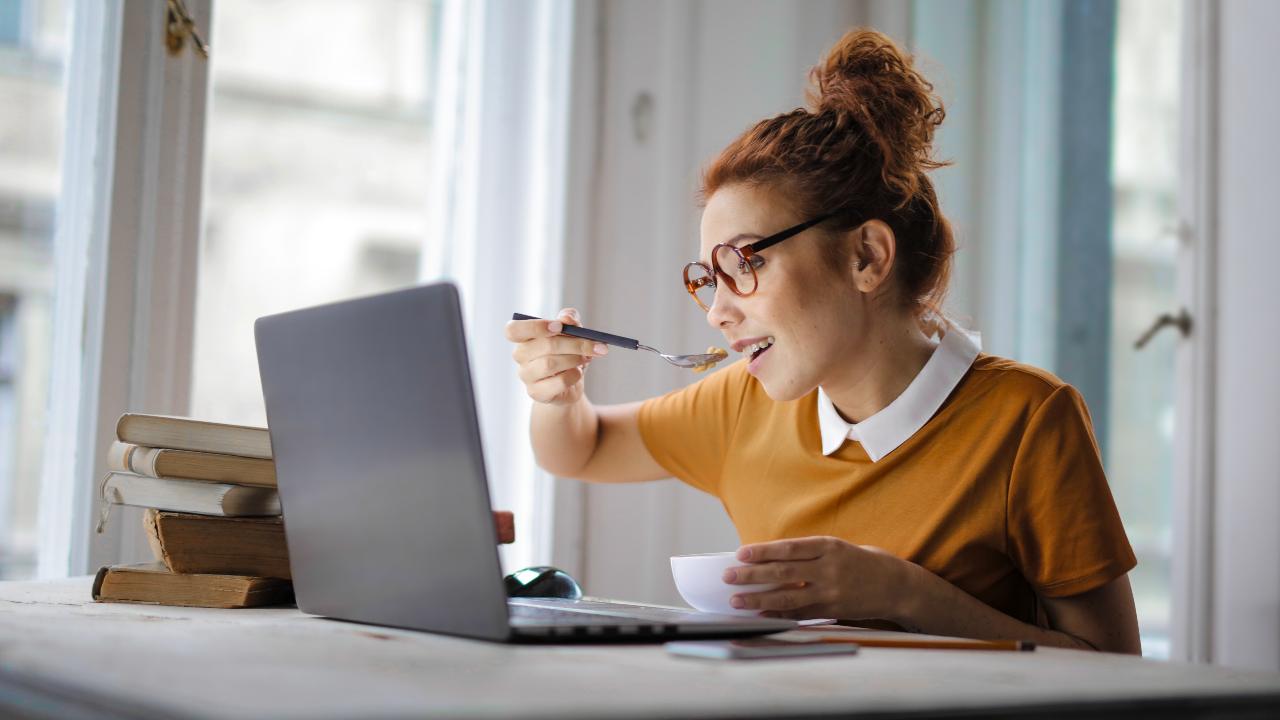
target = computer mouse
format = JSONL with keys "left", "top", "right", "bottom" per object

{"left": 503, "top": 566, "right": 583, "bottom": 599}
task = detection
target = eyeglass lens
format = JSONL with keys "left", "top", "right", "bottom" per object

{"left": 686, "top": 245, "right": 759, "bottom": 311}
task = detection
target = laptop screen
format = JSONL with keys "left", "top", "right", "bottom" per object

{"left": 255, "top": 282, "right": 512, "bottom": 639}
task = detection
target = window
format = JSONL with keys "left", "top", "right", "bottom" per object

{"left": 0, "top": 2, "right": 23, "bottom": 46}
{"left": 0, "top": 295, "right": 23, "bottom": 576}
{"left": 0, "top": 0, "right": 68, "bottom": 579}
{"left": 913, "top": 0, "right": 1183, "bottom": 658}
{"left": 1108, "top": 0, "right": 1182, "bottom": 659}
{"left": 190, "top": 0, "right": 442, "bottom": 425}
{"left": 8, "top": 0, "right": 564, "bottom": 579}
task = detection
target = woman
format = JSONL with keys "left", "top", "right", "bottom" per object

{"left": 505, "top": 29, "right": 1140, "bottom": 654}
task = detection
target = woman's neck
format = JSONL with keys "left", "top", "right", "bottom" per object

{"left": 821, "top": 316, "right": 937, "bottom": 424}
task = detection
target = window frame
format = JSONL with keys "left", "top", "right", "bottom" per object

{"left": 912, "top": 0, "right": 1206, "bottom": 660}
{"left": 43, "top": 0, "right": 578, "bottom": 579}
{"left": 37, "top": 0, "right": 210, "bottom": 577}
{"left": 1169, "top": 0, "right": 1218, "bottom": 665}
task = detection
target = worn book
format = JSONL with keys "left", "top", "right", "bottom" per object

{"left": 92, "top": 563, "right": 294, "bottom": 608}
{"left": 108, "top": 441, "right": 277, "bottom": 487}
{"left": 103, "top": 472, "right": 280, "bottom": 516}
{"left": 143, "top": 510, "right": 292, "bottom": 578}
{"left": 142, "top": 509, "right": 517, "bottom": 580}
{"left": 116, "top": 413, "right": 272, "bottom": 460}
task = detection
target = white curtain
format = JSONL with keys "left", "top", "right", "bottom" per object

{"left": 420, "top": 0, "right": 575, "bottom": 572}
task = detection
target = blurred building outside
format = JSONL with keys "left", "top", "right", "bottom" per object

{"left": 0, "top": 0, "right": 66, "bottom": 580}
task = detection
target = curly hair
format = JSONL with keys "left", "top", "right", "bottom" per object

{"left": 702, "top": 28, "right": 954, "bottom": 317}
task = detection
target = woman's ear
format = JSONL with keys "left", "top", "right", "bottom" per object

{"left": 852, "top": 220, "right": 896, "bottom": 294}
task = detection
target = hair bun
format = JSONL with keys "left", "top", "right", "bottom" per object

{"left": 701, "top": 28, "right": 956, "bottom": 319}
{"left": 806, "top": 29, "right": 946, "bottom": 197}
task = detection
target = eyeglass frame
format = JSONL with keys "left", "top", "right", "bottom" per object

{"left": 682, "top": 210, "right": 848, "bottom": 312}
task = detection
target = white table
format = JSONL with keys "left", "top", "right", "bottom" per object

{"left": 2, "top": 578, "right": 1278, "bottom": 719}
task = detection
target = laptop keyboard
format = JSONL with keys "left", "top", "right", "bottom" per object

{"left": 508, "top": 598, "right": 710, "bottom": 625}
{"left": 506, "top": 598, "right": 795, "bottom": 639}
{"left": 508, "top": 604, "right": 643, "bottom": 626}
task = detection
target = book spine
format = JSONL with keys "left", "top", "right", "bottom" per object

{"left": 106, "top": 441, "right": 131, "bottom": 473}
{"left": 134, "top": 446, "right": 162, "bottom": 477}
{"left": 91, "top": 566, "right": 109, "bottom": 600}
{"left": 141, "top": 509, "right": 172, "bottom": 567}
{"left": 107, "top": 442, "right": 164, "bottom": 478}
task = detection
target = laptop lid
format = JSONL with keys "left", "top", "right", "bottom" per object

{"left": 255, "top": 282, "right": 511, "bottom": 640}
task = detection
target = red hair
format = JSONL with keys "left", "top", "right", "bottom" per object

{"left": 702, "top": 28, "right": 954, "bottom": 317}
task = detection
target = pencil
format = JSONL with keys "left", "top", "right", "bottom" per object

{"left": 816, "top": 637, "right": 1035, "bottom": 652}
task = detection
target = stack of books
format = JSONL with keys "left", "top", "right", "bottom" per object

{"left": 92, "top": 413, "right": 515, "bottom": 609}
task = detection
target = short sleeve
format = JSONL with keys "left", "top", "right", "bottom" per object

{"left": 636, "top": 360, "right": 751, "bottom": 497}
{"left": 1007, "top": 384, "right": 1138, "bottom": 598}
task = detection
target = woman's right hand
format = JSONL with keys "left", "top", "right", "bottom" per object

{"left": 506, "top": 308, "right": 609, "bottom": 406}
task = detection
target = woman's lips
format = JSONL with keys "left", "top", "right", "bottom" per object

{"left": 731, "top": 336, "right": 771, "bottom": 353}
{"left": 747, "top": 343, "right": 773, "bottom": 375}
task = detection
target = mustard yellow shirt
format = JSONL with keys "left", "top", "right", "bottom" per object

{"left": 637, "top": 352, "right": 1137, "bottom": 625}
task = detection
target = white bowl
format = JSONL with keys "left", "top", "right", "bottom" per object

{"left": 670, "top": 551, "right": 780, "bottom": 616}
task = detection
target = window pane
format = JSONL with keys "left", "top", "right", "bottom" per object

{"left": 191, "top": 0, "right": 440, "bottom": 425}
{"left": 1109, "top": 0, "right": 1182, "bottom": 659}
{"left": 0, "top": 0, "right": 68, "bottom": 580}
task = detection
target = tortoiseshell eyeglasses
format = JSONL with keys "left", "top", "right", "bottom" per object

{"left": 682, "top": 212, "right": 839, "bottom": 312}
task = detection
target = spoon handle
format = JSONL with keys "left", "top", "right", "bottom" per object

{"left": 512, "top": 313, "right": 640, "bottom": 351}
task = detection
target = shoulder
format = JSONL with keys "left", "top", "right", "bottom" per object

{"left": 959, "top": 354, "right": 1087, "bottom": 418}
{"left": 970, "top": 353, "right": 1065, "bottom": 388}
{"left": 969, "top": 354, "right": 1069, "bottom": 393}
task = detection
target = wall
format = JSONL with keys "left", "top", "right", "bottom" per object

{"left": 568, "top": 0, "right": 1043, "bottom": 608}
{"left": 571, "top": 1, "right": 1280, "bottom": 653}
{"left": 570, "top": 0, "right": 863, "bottom": 605}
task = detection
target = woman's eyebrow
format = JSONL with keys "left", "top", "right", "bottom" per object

{"left": 698, "top": 233, "right": 765, "bottom": 264}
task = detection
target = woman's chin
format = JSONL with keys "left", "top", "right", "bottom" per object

{"left": 756, "top": 372, "right": 814, "bottom": 403}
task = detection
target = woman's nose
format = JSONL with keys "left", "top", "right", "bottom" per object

{"left": 705, "top": 284, "right": 741, "bottom": 329}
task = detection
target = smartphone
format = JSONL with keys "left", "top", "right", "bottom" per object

{"left": 665, "top": 638, "right": 859, "bottom": 660}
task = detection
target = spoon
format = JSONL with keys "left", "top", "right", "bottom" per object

{"left": 512, "top": 313, "right": 728, "bottom": 369}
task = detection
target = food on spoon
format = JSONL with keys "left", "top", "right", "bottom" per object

{"left": 691, "top": 346, "right": 727, "bottom": 373}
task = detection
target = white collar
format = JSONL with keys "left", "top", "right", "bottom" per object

{"left": 817, "top": 326, "right": 982, "bottom": 461}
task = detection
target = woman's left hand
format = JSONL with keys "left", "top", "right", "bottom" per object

{"left": 723, "top": 536, "right": 915, "bottom": 621}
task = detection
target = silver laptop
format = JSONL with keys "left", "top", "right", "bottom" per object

{"left": 254, "top": 282, "right": 794, "bottom": 642}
